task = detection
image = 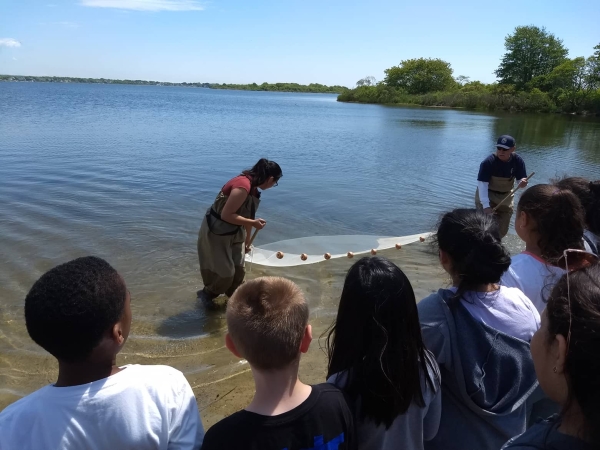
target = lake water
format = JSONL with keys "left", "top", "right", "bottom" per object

{"left": 1, "top": 82, "right": 599, "bottom": 423}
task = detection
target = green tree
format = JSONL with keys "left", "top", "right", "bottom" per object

{"left": 495, "top": 25, "right": 568, "bottom": 88}
{"left": 384, "top": 58, "right": 455, "bottom": 94}
{"left": 356, "top": 76, "right": 376, "bottom": 87}
{"left": 586, "top": 43, "right": 600, "bottom": 88}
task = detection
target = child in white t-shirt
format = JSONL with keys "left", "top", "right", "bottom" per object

{"left": 501, "top": 184, "right": 587, "bottom": 313}
{"left": 0, "top": 256, "right": 204, "bottom": 450}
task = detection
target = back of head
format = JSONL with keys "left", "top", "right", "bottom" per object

{"left": 242, "top": 158, "right": 282, "bottom": 187}
{"left": 547, "top": 263, "right": 600, "bottom": 444}
{"left": 25, "top": 256, "right": 127, "bottom": 362}
{"left": 435, "top": 208, "right": 511, "bottom": 295}
{"left": 553, "top": 177, "right": 600, "bottom": 236}
{"left": 226, "top": 277, "right": 308, "bottom": 370}
{"left": 326, "top": 257, "right": 436, "bottom": 428}
{"left": 518, "top": 184, "right": 585, "bottom": 262}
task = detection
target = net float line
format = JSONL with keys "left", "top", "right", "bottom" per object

{"left": 245, "top": 233, "right": 431, "bottom": 267}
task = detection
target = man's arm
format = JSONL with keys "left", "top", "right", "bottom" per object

{"left": 478, "top": 181, "right": 491, "bottom": 209}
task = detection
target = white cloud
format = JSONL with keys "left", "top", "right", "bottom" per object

{"left": 0, "top": 38, "right": 21, "bottom": 48}
{"left": 80, "top": 0, "right": 204, "bottom": 11}
{"left": 12, "top": 57, "right": 17, "bottom": 61}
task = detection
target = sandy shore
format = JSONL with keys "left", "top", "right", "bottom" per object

{"left": 0, "top": 241, "right": 447, "bottom": 429}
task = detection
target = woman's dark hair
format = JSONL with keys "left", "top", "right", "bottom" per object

{"left": 25, "top": 256, "right": 127, "bottom": 362}
{"left": 434, "top": 209, "right": 511, "bottom": 299}
{"left": 547, "top": 263, "right": 600, "bottom": 444}
{"left": 325, "top": 257, "right": 438, "bottom": 429}
{"left": 553, "top": 177, "right": 600, "bottom": 235}
{"left": 517, "top": 184, "right": 585, "bottom": 263}
{"left": 241, "top": 158, "right": 282, "bottom": 188}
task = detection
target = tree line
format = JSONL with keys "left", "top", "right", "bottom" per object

{"left": 0, "top": 75, "right": 346, "bottom": 94}
{"left": 338, "top": 26, "right": 600, "bottom": 115}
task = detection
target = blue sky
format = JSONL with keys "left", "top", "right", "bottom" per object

{"left": 1, "top": 0, "right": 599, "bottom": 87}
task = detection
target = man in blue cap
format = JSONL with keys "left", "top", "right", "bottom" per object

{"left": 475, "top": 135, "right": 528, "bottom": 238}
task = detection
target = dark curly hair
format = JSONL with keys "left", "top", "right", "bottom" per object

{"left": 434, "top": 209, "right": 511, "bottom": 300}
{"left": 517, "top": 184, "right": 585, "bottom": 263}
{"left": 547, "top": 263, "right": 600, "bottom": 445}
{"left": 25, "top": 256, "right": 127, "bottom": 362}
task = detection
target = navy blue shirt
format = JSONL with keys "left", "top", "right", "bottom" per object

{"left": 201, "top": 383, "right": 356, "bottom": 450}
{"left": 502, "top": 415, "right": 595, "bottom": 450}
{"left": 477, "top": 154, "right": 527, "bottom": 182}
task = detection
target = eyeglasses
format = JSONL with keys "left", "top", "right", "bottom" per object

{"left": 556, "top": 249, "right": 599, "bottom": 353}
{"left": 496, "top": 147, "right": 510, "bottom": 151}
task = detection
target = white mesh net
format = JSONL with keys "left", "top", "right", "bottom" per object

{"left": 246, "top": 232, "right": 432, "bottom": 267}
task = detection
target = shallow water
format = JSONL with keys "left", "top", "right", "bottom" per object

{"left": 1, "top": 82, "right": 599, "bottom": 423}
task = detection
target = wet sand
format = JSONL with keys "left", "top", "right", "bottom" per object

{"left": 0, "top": 242, "right": 447, "bottom": 427}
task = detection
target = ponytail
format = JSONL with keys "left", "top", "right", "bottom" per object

{"left": 241, "top": 158, "right": 282, "bottom": 188}
{"left": 517, "top": 184, "right": 585, "bottom": 263}
{"left": 553, "top": 177, "right": 600, "bottom": 236}
{"left": 434, "top": 209, "right": 511, "bottom": 300}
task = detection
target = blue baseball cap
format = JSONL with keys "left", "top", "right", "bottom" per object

{"left": 497, "top": 135, "right": 516, "bottom": 149}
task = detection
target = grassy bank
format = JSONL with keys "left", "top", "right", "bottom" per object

{"left": 338, "top": 84, "right": 600, "bottom": 115}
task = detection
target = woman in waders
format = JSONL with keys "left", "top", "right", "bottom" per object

{"left": 475, "top": 135, "right": 528, "bottom": 238}
{"left": 197, "top": 158, "right": 282, "bottom": 309}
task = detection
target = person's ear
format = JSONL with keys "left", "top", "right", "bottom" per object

{"left": 439, "top": 249, "right": 450, "bottom": 266}
{"left": 111, "top": 321, "right": 126, "bottom": 346}
{"left": 225, "top": 333, "right": 242, "bottom": 358}
{"left": 553, "top": 333, "right": 568, "bottom": 375}
{"left": 300, "top": 324, "right": 312, "bottom": 353}
{"left": 519, "top": 211, "right": 529, "bottom": 228}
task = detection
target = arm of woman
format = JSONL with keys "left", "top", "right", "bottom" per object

{"left": 220, "top": 188, "right": 265, "bottom": 229}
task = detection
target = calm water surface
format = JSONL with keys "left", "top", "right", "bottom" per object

{"left": 1, "top": 82, "right": 599, "bottom": 421}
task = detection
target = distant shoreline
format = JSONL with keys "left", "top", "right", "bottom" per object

{"left": 0, "top": 75, "right": 347, "bottom": 94}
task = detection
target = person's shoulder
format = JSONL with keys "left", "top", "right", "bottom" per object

{"left": 311, "top": 383, "right": 347, "bottom": 404}
{"left": 481, "top": 154, "right": 496, "bottom": 165}
{"left": 231, "top": 175, "right": 251, "bottom": 190}
{"left": 499, "top": 285, "right": 534, "bottom": 303}
{"left": 499, "top": 285, "right": 541, "bottom": 322}
{"left": 501, "top": 416, "right": 557, "bottom": 449}
{"left": 508, "top": 253, "right": 541, "bottom": 272}
{"left": 123, "top": 364, "right": 186, "bottom": 380}
{"left": 512, "top": 153, "right": 526, "bottom": 163}
{"left": 418, "top": 290, "right": 449, "bottom": 320}
{"left": 118, "top": 365, "right": 192, "bottom": 396}
{"left": 0, "top": 385, "right": 51, "bottom": 425}
{"left": 202, "top": 410, "right": 248, "bottom": 449}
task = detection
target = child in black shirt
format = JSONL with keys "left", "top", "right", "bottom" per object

{"left": 201, "top": 277, "right": 356, "bottom": 450}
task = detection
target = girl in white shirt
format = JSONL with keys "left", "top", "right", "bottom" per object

{"left": 501, "top": 184, "right": 586, "bottom": 313}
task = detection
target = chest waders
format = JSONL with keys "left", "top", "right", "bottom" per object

{"left": 475, "top": 176, "right": 515, "bottom": 238}
{"left": 197, "top": 189, "right": 260, "bottom": 299}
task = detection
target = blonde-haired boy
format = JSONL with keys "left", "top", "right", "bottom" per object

{"left": 202, "top": 277, "right": 356, "bottom": 450}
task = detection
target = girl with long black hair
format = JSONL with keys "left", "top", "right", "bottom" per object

{"left": 326, "top": 256, "right": 441, "bottom": 450}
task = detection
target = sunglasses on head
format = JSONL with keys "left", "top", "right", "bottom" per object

{"left": 556, "top": 249, "right": 599, "bottom": 353}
